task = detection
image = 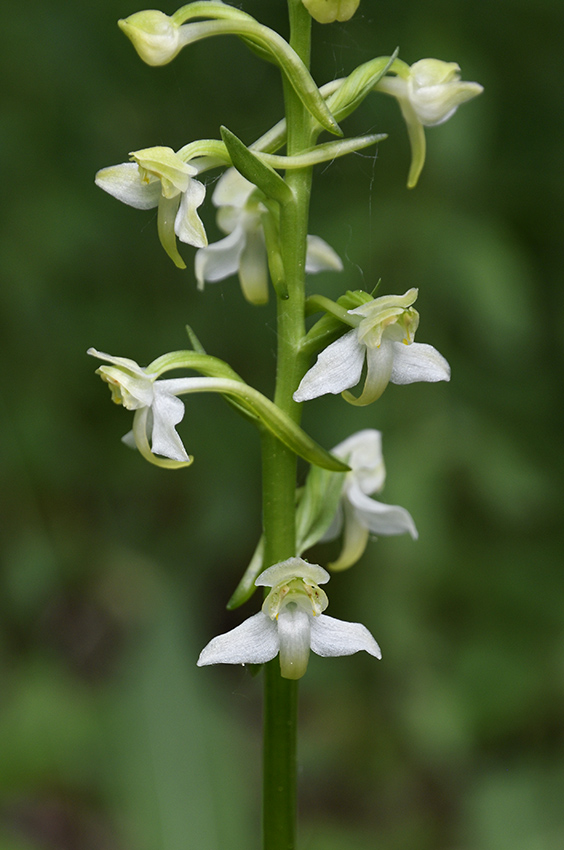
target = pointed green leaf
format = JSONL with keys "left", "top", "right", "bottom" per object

{"left": 327, "top": 50, "right": 400, "bottom": 123}
{"left": 185, "top": 324, "right": 207, "bottom": 354}
{"left": 220, "top": 126, "right": 293, "bottom": 206}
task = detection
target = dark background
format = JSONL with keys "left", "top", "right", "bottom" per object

{"left": 1, "top": 1, "right": 563, "bottom": 848}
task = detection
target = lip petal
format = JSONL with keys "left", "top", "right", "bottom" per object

{"left": 277, "top": 606, "right": 312, "bottom": 679}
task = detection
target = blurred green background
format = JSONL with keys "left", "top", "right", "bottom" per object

{"left": 1, "top": 1, "right": 563, "bottom": 848}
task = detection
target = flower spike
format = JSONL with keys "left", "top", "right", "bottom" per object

{"left": 198, "top": 557, "right": 381, "bottom": 679}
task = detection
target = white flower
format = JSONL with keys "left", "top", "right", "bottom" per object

{"left": 195, "top": 168, "right": 342, "bottom": 304}
{"left": 294, "top": 288, "right": 450, "bottom": 406}
{"left": 324, "top": 430, "right": 417, "bottom": 570}
{"left": 197, "top": 557, "right": 381, "bottom": 679}
{"left": 88, "top": 348, "right": 190, "bottom": 463}
{"left": 376, "top": 59, "right": 483, "bottom": 187}
{"left": 95, "top": 146, "right": 207, "bottom": 268}
{"left": 385, "top": 59, "right": 484, "bottom": 127}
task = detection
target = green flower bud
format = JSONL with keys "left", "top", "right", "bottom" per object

{"left": 302, "top": 0, "right": 360, "bottom": 24}
{"left": 118, "top": 10, "right": 181, "bottom": 66}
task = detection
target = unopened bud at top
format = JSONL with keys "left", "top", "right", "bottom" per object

{"left": 302, "top": 0, "right": 360, "bottom": 24}
{"left": 118, "top": 10, "right": 181, "bottom": 66}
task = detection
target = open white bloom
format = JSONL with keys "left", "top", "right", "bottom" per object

{"left": 294, "top": 288, "right": 450, "bottom": 406}
{"left": 195, "top": 168, "right": 342, "bottom": 304}
{"left": 88, "top": 348, "right": 190, "bottom": 463}
{"left": 324, "top": 430, "right": 417, "bottom": 570}
{"left": 95, "top": 146, "right": 207, "bottom": 268}
{"left": 198, "top": 557, "right": 381, "bottom": 679}
{"left": 376, "top": 59, "right": 483, "bottom": 187}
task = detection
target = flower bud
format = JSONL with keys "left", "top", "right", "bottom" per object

{"left": 118, "top": 10, "right": 181, "bottom": 66}
{"left": 302, "top": 0, "right": 360, "bottom": 24}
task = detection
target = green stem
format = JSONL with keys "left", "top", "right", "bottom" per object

{"left": 262, "top": 3, "right": 313, "bottom": 849}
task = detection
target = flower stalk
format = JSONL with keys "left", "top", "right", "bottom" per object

{"left": 259, "top": 3, "right": 314, "bottom": 847}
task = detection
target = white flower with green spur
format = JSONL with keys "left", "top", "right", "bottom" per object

{"left": 325, "top": 430, "right": 417, "bottom": 570}
{"left": 88, "top": 348, "right": 192, "bottom": 465}
{"left": 95, "top": 146, "right": 207, "bottom": 268}
{"left": 195, "top": 168, "right": 343, "bottom": 304}
{"left": 375, "top": 58, "right": 483, "bottom": 187}
{"left": 197, "top": 557, "right": 381, "bottom": 679}
{"left": 294, "top": 288, "right": 450, "bottom": 406}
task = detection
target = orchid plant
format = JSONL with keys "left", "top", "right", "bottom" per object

{"left": 91, "top": 2, "right": 482, "bottom": 848}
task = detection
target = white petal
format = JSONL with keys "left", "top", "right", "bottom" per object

{"left": 212, "top": 167, "right": 255, "bottom": 208}
{"left": 256, "top": 558, "right": 330, "bottom": 588}
{"left": 150, "top": 385, "right": 189, "bottom": 462}
{"left": 95, "top": 163, "right": 161, "bottom": 210}
{"left": 197, "top": 612, "right": 279, "bottom": 667}
{"left": 216, "top": 204, "right": 240, "bottom": 235}
{"left": 347, "top": 481, "right": 418, "bottom": 539}
{"left": 277, "top": 606, "right": 312, "bottom": 679}
{"left": 174, "top": 178, "right": 207, "bottom": 247}
{"left": 310, "top": 614, "right": 381, "bottom": 659}
{"left": 238, "top": 227, "right": 269, "bottom": 304}
{"left": 332, "top": 429, "right": 385, "bottom": 495}
{"left": 87, "top": 348, "right": 146, "bottom": 377}
{"left": 390, "top": 341, "right": 451, "bottom": 385}
{"left": 194, "top": 225, "right": 245, "bottom": 289}
{"left": 293, "top": 330, "right": 365, "bottom": 402}
{"left": 305, "top": 235, "right": 343, "bottom": 273}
